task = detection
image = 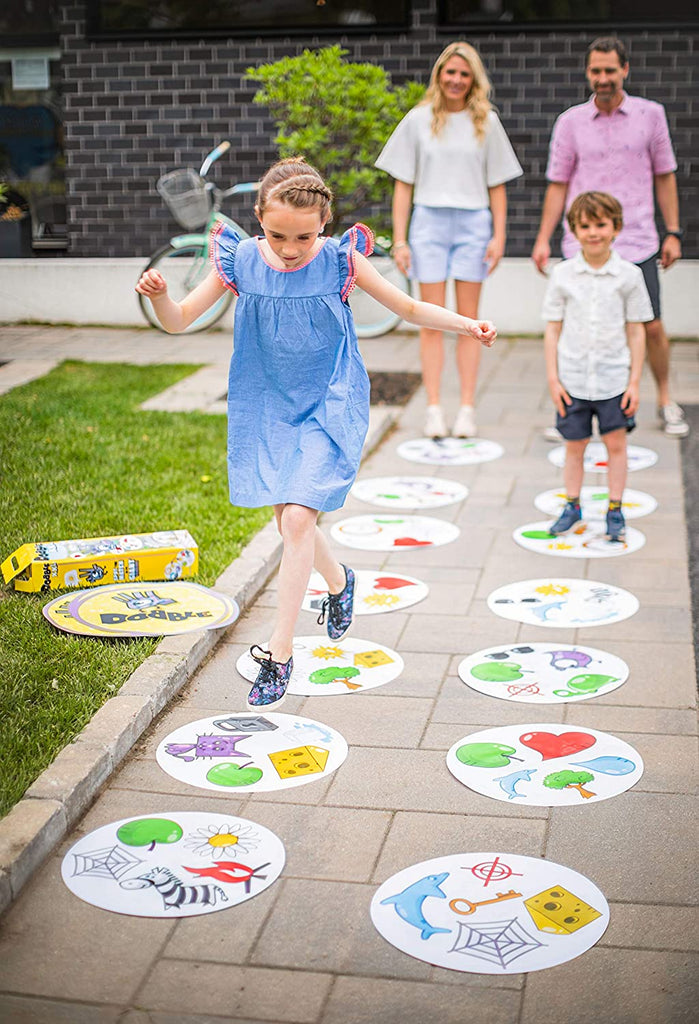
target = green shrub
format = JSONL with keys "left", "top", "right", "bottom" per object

{"left": 247, "top": 45, "right": 424, "bottom": 236}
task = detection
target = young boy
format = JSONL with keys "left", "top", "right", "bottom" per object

{"left": 542, "top": 191, "right": 653, "bottom": 541}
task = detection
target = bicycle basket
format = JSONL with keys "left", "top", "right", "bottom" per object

{"left": 157, "top": 168, "right": 212, "bottom": 229}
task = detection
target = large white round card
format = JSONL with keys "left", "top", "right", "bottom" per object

{"left": 302, "top": 569, "right": 428, "bottom": 617}
{"left": 547, "top": 442, "right": 658, "bottom": 473}
{"left": 370, "top": 852, "right": 609, "bottom": 974}
{"left": 458, "top": 642, "right": 629, "bottom": 704}
{"left": 351, "top": 475, "right": 468, "bottom": 510}
{"left": 488, "top": 578, "right": 639, "bottom": 628}
{"left": 61, "top": 812, "right": 284, "bottom": 917}
{"left": 330, "top": 514, "right": 459, "bottom": 550}
{"left": 534, "top": 486, "right": 657, "bottom": 521}
{"left": 156, "top": 713, "right": 347, "bottom": 792}
{"left": 237, "top": 636, "right": 404, "bottom": 696}
{"left": 447, "top": 724, "right": 643, "bottom": 805}
{"left": 397, "top": 437, "right": 504, "bottom": 466}
{"left": 513, "top": 521, "right": 645, "bottom": 558}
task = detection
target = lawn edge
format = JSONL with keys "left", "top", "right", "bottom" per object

{"left": 0, "top": 405, "right": 398, "bottom": 915}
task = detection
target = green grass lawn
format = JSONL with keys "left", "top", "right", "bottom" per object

{"left": 0, "top": 361, "right": 271, "bottom": 817}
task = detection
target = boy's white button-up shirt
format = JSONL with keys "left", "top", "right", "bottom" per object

{"left": 541, "top": 250, "right": 653, "bottom": 400}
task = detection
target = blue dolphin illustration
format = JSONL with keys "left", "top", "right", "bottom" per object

{"left": 380, "top": 872, "right": 451, "bottom": 940}
{"left": 497, "top": 768, "right": 537, "bottom": 800}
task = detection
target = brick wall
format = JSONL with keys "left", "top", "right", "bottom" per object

{"left": 60, "top": 2, "right": 697, "bottom": 258}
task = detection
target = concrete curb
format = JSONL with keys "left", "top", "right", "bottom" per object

{"left": 0, "top": 406, "right": 397, "bottom": 915}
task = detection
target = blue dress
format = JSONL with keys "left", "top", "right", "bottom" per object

{"left": 210, "top": 222, "right": 373, "bottom": 512}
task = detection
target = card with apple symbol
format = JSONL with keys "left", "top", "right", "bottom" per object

{"left": 156, "top": 713, "right": 348, "bottom": 792}
{"left": 446, "top": 724, "right": 643, "bottom": 806}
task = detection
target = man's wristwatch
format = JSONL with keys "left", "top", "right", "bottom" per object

{"left": 665, "top": 229, "right": 683, "bottom": 239}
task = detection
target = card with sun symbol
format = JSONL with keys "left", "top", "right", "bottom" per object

{"left": 156, "top": 712, "right": 348, "bottom": 792}
{"left": 547, "top": 442, "right": 658, "bottom": 473}
{"left": 301, "top": 569, "right": 429, "bottom": 617}
{"left": 513, "top": 521, "right": 646, "bottom": 559}
{"left": 61, "top": 811, "right": 285, "bottom": 917}
{"left": 487, "top": 578, "right": 639, "bottom": 629}
{"left": 237, "top": 636, "right": 404, "bottom": 695}
{"left": 534, "top": 486, "right": 657, "bottom": 522}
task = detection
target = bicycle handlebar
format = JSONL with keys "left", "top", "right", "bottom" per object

{"left": 199, "top": 140, "right": 231, "bottom": 178}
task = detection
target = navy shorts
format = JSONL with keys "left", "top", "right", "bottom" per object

{"left": 636, "top": 253, "right": 661, "bottom": 319}
{"left": 556, "top": 393, "right": 635, "bottom": 440}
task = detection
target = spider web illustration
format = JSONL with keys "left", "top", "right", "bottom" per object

{"left": 71, "top": 845, "right": 143, "bottom": 881}
{"left": 448, "top": 917, "right": 545, "bottom": 969}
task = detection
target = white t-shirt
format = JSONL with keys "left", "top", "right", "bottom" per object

{"left": 541, "top": 251, "right": 654, "bottom": 401}
{"left": 375, "top": 104, "right": 523, "bottom": 210}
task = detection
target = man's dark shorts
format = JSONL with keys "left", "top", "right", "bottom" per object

{"left": 556, "top": 393, "right": 635, "bottom": 440}
{"left": 636, "top": 253, "right": 661, "bottom": 320}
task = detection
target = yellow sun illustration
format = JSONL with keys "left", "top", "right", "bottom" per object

{"left": 549, "top": 542, "right": 573, "bottom": 551}
{"left": 364, "top": 593, "right": 400, "bottom": 607}
{"left": 535, "top": 583, "right": 570, "bottom": 596}
{"left": 312, "top": 645, "right": 345, "bottom": 660}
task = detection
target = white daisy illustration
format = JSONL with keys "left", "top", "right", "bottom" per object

{"left": 184, "top": 822, "right": 260, "bottom": 859}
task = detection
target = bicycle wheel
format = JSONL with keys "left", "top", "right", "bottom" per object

{"left": 138, "top": 241, "right": 233, "bottom": 334}
{"left": 349, "top": 244, "right": 408, "bottom": 339}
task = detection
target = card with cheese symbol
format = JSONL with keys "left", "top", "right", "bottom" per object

{"left": 268, "top": 745, "right": 330, "bottom": 779}
{"left": 524, "top": 885, "right": 602, "bottom": 935}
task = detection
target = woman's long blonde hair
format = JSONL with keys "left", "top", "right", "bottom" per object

{"left": 421, "top": 41, "right": 493, "bottom": 141}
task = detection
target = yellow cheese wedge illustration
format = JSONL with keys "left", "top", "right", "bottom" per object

{"left": 353, "top": 648, "right": 394, "bottom": 669}
{"left": 524, "top": 884, "right": 602, "bottom": 934}
{"left": 268, "top": 745, "right": 330, "bottom": 779}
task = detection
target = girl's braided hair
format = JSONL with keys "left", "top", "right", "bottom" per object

{"left": 257, "top": 158, "right": 333, "bottom": 220}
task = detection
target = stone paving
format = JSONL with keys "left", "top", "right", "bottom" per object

{"left": 0, "top": 326, "right": 697, "bottom": 1023}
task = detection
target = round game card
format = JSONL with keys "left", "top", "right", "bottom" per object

{"left": 547, "top": 442, "right": 658, "bottom": 473}
{"left": 447, "top": 723, "right": 643, "bottom": 805}
{"left": 302, "top": 569, "right": 428, "bottom": 617}
{"left": 513, "top": 521, "right": 646, "bottom": 558}
{"left": 237, "top": 636, "right": 404, "bottom": 696}
{"left": 397, "top": 437, "right": 504, "bottom": 466}
{"left": 487, "top": 578, "right": 639, "bottom": 629}
{"left": 534, "top": 486, "right": 657, "bottom": 521}
{"left": 62, "top": 811, "right": 284, "bottom": 918}
{"left": 156, "top": 712, "right": 348, "bottom": 792}
{"left": 370, "top": 852, "right": 609, "bottom": 974}
{"left": 458, "top": 642, "right": 629, "bottom": 704}
{"left": 330, "top": 514, "right": 459, "bottom": 550}
{"left": 351, "top": 475, "right": 468, "bottom": 510}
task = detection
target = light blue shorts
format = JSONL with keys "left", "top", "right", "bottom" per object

{"left": 408, "top": 205, "right": 493, "bottom": 284}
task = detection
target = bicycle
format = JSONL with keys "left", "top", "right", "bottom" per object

{"left": 138, "top": 141, "right": 408, "bottom": 338}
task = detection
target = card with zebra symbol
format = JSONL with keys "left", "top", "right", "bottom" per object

{"left": 61, "top": 812, "right": 285, "bottom": 917}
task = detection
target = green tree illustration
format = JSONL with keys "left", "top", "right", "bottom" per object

{"left": 543, "top": 770, "right": 596, "bottom": 800}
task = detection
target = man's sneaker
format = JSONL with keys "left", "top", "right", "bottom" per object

{"left": 424, "top": 405, "right": 447, "bottom": 439}
{"left": 247, "top": 645, "right": 293, "bottom": 709}
{"left": 452, "top": 405, "right": 477, "bottom": 438}
{"left": 658, "top": 401, "right": 689, "bottom": 437}
{"left": 317, "top": 565, "right": 355, "bottom": 641}
{"left": 543, "top": 425, "right": 563, "bottom": 443}
{"left": 605, "top": 506, "right": 626, "bottom": 543}
{"left": 549, "top": 500, "right": 582, "bottom": 535}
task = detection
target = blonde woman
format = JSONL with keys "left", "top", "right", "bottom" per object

{"left": 376, "top": 42, "right": 522, "bottom": 438}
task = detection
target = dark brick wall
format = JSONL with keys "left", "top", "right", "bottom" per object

{"left": 60, "top": 2, "right": 697, "bottom": 258}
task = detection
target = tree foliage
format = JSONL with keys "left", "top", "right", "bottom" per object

{"left": 247, "top": 46, "right": 424, "bottom": 235}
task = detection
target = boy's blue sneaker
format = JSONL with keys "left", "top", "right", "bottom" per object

{"left": 549, "top": 500, "right": 582, "bottom": 536}
{"left": 247, "top": 645, "right": 293, "bottom": 709}
{"left": 606, "top": 506, "right": 626, "bottom": 543}
{"left": 317, "top": 565, "right": 355, "bottom": 641}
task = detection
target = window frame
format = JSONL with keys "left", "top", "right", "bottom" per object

{"left": 436, "top": 0, "right": 699, "bottom": 33}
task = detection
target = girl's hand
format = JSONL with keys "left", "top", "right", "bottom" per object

{"left": 135, "top": 269, "right": 167, "bottom": 297}
{"left": 485, "top": 236, "right": 505, "bottom": 275}
{"left": 392, "top": 242, "right": 411, "bottom": 276}
{"left": 548, "top": 378, "right": 571, "bottom": 417}
{"left": 462, "top": 318, "right": 497, "bottom": 347}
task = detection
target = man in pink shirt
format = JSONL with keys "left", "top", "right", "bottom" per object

{"left": 532, "top": 36, "right": 688, "bottom": 438}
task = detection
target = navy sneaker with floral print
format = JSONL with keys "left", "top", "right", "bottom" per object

{"left": 317, "top": 564, "right": 355, "bottom": 641}
{"left": 247, "top": 644, "right": 293, "bottom": 709}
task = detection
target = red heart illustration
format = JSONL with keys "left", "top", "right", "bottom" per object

{"left": 374, "top": 576, "right": 416, "bottom": 590}
{"left": 519, "top": 731, "right": 596, "bottom": 760}
{"left": 393, "top": 537, "right": 431, "bottom": 547}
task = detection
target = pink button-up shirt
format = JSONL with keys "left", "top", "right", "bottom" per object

{"left": 546, "top": 93, "right": 677, "bottom": 262}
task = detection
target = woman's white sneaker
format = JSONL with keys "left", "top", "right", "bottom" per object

{"left": 658, "top": 401, "right": 689, "bottom": 437}
{"left": 424, "top": 405, "right": 447, "bottom": 439}
{"left": 452, "top": 405, "right": 477, "bottom": 438}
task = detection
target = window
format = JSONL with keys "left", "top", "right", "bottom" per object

{"left": 0, "top": 0, "right": 59, "bottom": 48}
{"left": 87, "top": 0, "right": 411, "bottom": 38}
{"left": 438, "top": 0, "right": 698, "bottom": 29}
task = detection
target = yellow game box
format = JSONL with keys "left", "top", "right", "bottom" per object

{"left": 1, "top": 530, "right": 198, "bottom": 592}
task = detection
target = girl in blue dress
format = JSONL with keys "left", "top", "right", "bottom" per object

{"left": 136, "top": 158, "right": 497, "bottom": 709}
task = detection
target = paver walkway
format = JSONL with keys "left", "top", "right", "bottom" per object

{"left": 0, "top": 326, "right": 697, "bottom": 1023}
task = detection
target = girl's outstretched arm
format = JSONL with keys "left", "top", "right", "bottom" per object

{"left": 353, "top": 253, "right": 496, "bottom": 345}
{"left": 135, "top": 268, "right": 227, "bottom": 333}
